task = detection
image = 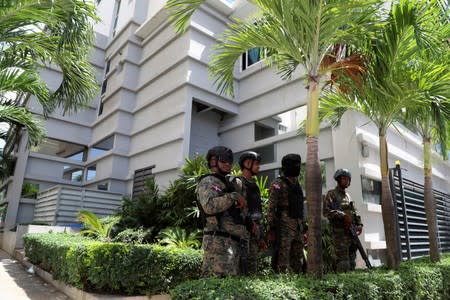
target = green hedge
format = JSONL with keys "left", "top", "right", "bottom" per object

{"left": 23, "top": 233, "right": 202, "bottom": 295}
{"left": 171, "top": 255, "right": 450, "bottom": 300}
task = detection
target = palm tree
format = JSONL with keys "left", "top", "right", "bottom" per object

{"left": 0, "top": 0, "right": 99, "bottom": 157}
{"left": 400, "top": 55, "right": 450, "bottom": 263}
{"left": 320, "top": 0, "right": 449, "bottom": 269}
{"left": 166, "top": 0, "right": 381, "bottom": 277}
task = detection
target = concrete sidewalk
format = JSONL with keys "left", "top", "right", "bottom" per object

{"left": 0, "top": 249, "right": 69, "bottom": 300}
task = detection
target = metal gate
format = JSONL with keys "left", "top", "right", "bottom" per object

{"left": 391, "top": 165, "right": 450, "bottom": 260}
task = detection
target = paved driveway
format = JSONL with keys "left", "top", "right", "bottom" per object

{"left": 0, "top": 249, "right": 69, "bottom": 300}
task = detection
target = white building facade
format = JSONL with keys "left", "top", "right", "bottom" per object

{"left": 1, "top": 0, "right": 449, "bottom": 265}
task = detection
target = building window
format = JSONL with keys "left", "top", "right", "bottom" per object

{"left": 66, "top": 151, "right": 84, "bottom": 161}
{"left": 242, "top": 48, "right": 264, "bottom": 70}
{"left": 89, "top": 135, "right": 114, "bottom": 159}
{"left": 86, "top": 165, "right": 97, "bottom": 181}
{"left": 255, "top": 122, "right": 275, "bottom": 141}
{"left": 278, "top": 124, "right": 287, "bottom": 132}
{"left": 112, "top": 0, "right": 121, "bottom": 37}
{"left": 63, "top": 166, "right": 84, "bottom": 182}
{"left": 361, "top": 176, "right": 381, "bottom": 204}
{"left": 100, "top": 80, "right": 108, "bottom": 96}
{"left": 99, "top": 59, "right": 110, "bottom": 116}
{"left": 31, "top": 138, "right": 86, "bottom": 161}
{"left": 97, "top": 182, "right": 108, "bottom": 191}
{"left": 100, "top": 60, "right": 110, "bottom": 97}
{"left": 105, "top": 59, "right": 111, "bottom": 74}
{"left": 234, "top": 144, "right": 275, "bottom": 165}
{"left": 98, "top": 101, "right": 104, "bottom": 116}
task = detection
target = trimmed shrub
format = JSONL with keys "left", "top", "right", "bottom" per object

{"left": 171, "top": 254, "right": 450, "bottom": 300}
{"left": 23, "top": 233, "right": 202, "bottom": 295}
{"left": 112, "top": 227, "right": 153, "bottom": 244}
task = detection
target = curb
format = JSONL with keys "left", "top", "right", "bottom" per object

{"left": 14, "top": 250, "right": 170, "bottom": 300}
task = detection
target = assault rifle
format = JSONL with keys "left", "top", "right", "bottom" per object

{"left": 349, "top": 224, "right": 372, "bottom": 269}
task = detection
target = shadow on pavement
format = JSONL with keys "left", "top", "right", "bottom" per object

{"left": 0, "top": 250, "right": 69, "bottom": 300}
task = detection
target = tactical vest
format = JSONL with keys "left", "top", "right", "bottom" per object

{"left": 330, "top": 189, "right": 352, "bottom": 213}
{"left": 328, "top": 188, "right": 360, "bottom": 230}
{"left": 241, "top": 177, "right": 262, "bottom": 220}
{"left": 280, "top": 176, "right": 304, "bottom": 219}
{"left": 197, "top": 173, "right": 244, "bottom": 226}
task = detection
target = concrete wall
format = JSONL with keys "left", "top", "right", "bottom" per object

{"left": 189, "top": 107, "right": 222, "bottom": 157}
{"left": 0, "top": 225, "right": 79, "bottom": 255}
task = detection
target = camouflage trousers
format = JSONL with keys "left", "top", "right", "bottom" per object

{"left": 247, "top": 234, "right": 260, "bottom": 275}
{"left": 201, "top": 234, "right": 240, "bottom": 277}
{"left": 332, "top": 230, "right": 357, "bottom": 272}
{"left": 272, "top": 223, "right": 304, "bottom": 273}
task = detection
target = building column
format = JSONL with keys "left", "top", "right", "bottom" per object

{"left": 4, "top": 131, "right": 30, "bottom": 229}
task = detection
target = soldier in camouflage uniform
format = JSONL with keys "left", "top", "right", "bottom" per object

{"left": 232, "top": 151, "right": 267, "bottom": 275}
{"left": 196, "top": 146, "right": 248, "bottom": 277}
{"left": 323, "top": 168, "right": 363, "bottom": 272}
{"left": 268, "top": 154, "right": 305, "bottom": 273}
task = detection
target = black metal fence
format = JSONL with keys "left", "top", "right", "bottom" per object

{"left": 391, "top": 165, "right": 450, "bottom": 260}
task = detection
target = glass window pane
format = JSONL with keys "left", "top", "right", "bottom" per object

{"left": 86, "top": 165, "right": 97, "bottom": 181}
{"left": 63, "top": 166, "right": 84, "bottom": 182}
{"left": 361, "top": 176, "right": 381, "bottom": 204}
{"left": 89, "top": 135, "right": 114, "bottom": 159}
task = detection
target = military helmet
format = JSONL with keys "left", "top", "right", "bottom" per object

{"left": 334, "top": 168, "right": 351, "bottom": 181}
{"left": 206, "top": 146, "right": 233, "bottom": 165}
{"left": 239, "top": 151, "right": 261, "bottom": 168}
{"left": 281, "top": 153, "right": 301, "bottom": 167}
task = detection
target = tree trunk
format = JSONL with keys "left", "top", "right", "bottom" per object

{"left": 379, "top": 133, "right": 401, "bottom": 269}
{"left": 305, "top": 77, "right": 323, "bottom": 278}
{"left": 423, "top": 137, "right": 440, "bottom": 262}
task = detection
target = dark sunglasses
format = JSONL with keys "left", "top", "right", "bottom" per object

{"left": 218, "top": 157, "right": 233, "bottom": 164}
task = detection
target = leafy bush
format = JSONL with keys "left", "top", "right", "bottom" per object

{"left": 114, "top": 156, "right": 272, "bottom": 236}
{"left": 171, "top": 254, "right": 450, "bottom": 300}
{"left": 21, "top": 181, "right": 39, "bottom": 198}
{"left": 112, "top": 227, "right": 153, "bottom": 244}
{"left": 157, "top": 227, "right": 202, "bottom": 249}
{"left": 321, "top": 220, "right": 335, "bottom": 273}
{"left": 114, "top": 178, "right": 166, "bottom": 240}
{"left": 23, "top": 233, "right": 202, "bottom": 295}
{"left": 163, "top": 155, "right": 246, "bottom": 231}
{"left": 162, "top": 156, "right": 209, "bottom": 231}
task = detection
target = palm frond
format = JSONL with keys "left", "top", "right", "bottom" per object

{"left": 168, "top": 0, "right": 382, "bottom": 96}
{"left": 165, "top": 0, "right": 205, "bottom": 34}
{"left": 0, "top": 105, "right": 45, "bottom": 145}
{"left": 77, "top": 210, "right": 119, "bottom": 241}
{"left": 0, "top": 0, "right": 99, "bottom": 115}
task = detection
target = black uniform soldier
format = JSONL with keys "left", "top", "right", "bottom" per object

{"left": 268, "top": 154, "right": 305, "bottom": 273}
{"left": 196, "top": 146, "right": 248, "bottom": 277}
{"left": 233, "top": 151, "right": 266, "bottom": 275}
{"left": 323, "top": 168, "right": 363, "bottom": 272}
